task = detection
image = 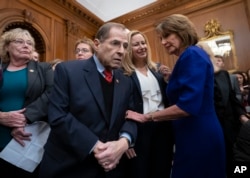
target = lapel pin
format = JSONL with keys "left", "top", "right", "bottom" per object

{"left": 29, "top": 69, "right": 34, "bottom": 72}
{"left": 116, "top": 79, "right": 119, "bottom": 83}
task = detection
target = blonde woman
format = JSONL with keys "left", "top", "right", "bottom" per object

{"left": 122, "top": 30, "right": 173, "bottom": 178}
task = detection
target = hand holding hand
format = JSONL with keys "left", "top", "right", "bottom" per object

{"left": 11, "top": 127, "right": 32, "bottom": 146}
{"left": 0, "top": 108, "right": 26, "bottom": 127}
{"left": 94, "top": 138, "right": 129, "bottom": 172}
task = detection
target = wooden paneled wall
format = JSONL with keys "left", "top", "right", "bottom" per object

{"left": 0, "top": 0, "right": 249, "bottom": 72}
{"left": 0, "top": 0, "right": 101, "bottom": 62}
{"left": 122, "top": 0, "right": 250, "bottom": 72}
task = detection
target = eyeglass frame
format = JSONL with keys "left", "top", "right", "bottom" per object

{"left": 75, "top": 48, "right": 91, "bottom": 54}
{"left": 11, "top": 38, "right": 34, "bottom": 47}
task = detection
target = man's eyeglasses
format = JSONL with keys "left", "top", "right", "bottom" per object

{"left": 75, "top": 48, "right": 91, "bottom": 54}
{"left": 11, "top": 39, "right": 33, "bottom": 46}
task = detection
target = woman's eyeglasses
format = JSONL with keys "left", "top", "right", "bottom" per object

{"left": 11, "top": 39, "right": 33, "bottom": 46}
{"left": 75, "top": 48, "right": 91, "bottom": 54}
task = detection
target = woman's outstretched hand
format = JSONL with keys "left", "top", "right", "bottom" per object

{"left": 125, "top": 110, "right": 149, "bottom": 123}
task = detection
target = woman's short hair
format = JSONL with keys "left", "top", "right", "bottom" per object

{"left": 0, "top": 28, "right": 35, "bottom": 62}
{"left": 74, "top": 37, "right": 95, "bottom": 54}
{"left": 156, "top": 14, "right": 198, "bottom": 48}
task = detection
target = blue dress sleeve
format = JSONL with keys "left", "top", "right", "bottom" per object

{"left": 169, "top": 47, "right": 213, "bottom": 116}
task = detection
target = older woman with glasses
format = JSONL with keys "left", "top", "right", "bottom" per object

{"left": 74, "top": 37, "right": 94, "bottom": 60}
{"left": 0, "top": 28, "right": 53, "bottom": 177}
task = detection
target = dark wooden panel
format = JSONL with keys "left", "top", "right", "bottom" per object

{"left": 54, "top": 20, "right": 67, "bottom": 60}
{"left": 0, "top": 0, "right": 249, "bottom": 71}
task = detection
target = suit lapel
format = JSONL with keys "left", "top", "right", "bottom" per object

{"left": 215, "top": 71, "right": 230, "bottom": 106}
{"left": 26, "top": 62, "right": 37, "bottom": 95}
{"left": 84, "top": 59, "right": 107, "bottom": 121}
{"left": 131, "top": 72, "right": 142, "bottom": 95}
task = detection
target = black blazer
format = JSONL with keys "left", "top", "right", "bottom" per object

{"left": 128, "top": 69, "right": 173, "bottom": 178}
{"left": 214, "top": 70, "right": 245, "bottom": 145}
{"left": 234, "top": 119, "right": 250, "bottom": 162}
{"left": 2, "top": 61, "right": 54, "bottom": 122}
{"left": 40, "top": 58, "right": 137, "bottom": 178}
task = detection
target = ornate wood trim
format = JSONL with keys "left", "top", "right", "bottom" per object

{"left": 65, "top": 19, "right": 80, "bottom": 36}
{"left": 23, "top": 9, "right": 35, "bottom": 23}
{"left": 202, "top": 19, "right": 231, "bottom": 39}
{"left": 200, "top": 19, "right": 238, "bottom": 71}
{"left": 53, "top": 0, "right": 102, "bottom": 27}
{"left": 0, "top": 8, "right": 46, "bottom": 61}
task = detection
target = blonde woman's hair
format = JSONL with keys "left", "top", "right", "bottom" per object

{"left": 0, "top": 28, "right": 35, "bottom": 63}
{"left": 122, "top": 30, "right": 157, "bottom": 76}
{"left": 196, "top": 41, "right": 219, "bottom": 72}
{"left": 49, "top": 58, "right": 63, "bottom": 67}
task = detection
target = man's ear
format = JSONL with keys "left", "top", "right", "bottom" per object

{"left": 93, "top": 39, "right": 100, "bottom": 51}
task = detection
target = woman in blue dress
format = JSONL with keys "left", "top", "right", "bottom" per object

{"left": 125, "top": 14, "right": 226, "bottom": 178}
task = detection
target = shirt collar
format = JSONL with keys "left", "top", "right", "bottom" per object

{"left": 93, "top": 54, "right": 113, "bottom": 77}
{"left": 93, "top": 54, "right": 105, "bottom": 74}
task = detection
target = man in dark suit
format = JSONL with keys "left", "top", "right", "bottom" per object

{"left": 214, "top": 54, "right": 242, "bottom": 102}
{"left": 213, "top": 55, "right": 248, "bottom": 178}
{"left": 39, "top": 22, "right": 137, "bottom": 178}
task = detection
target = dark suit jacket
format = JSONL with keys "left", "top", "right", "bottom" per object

{"left": 230, "top": 74, "right": 242, "bottom": 102}
{"left": 234, "top": 119, "right": 250, "bottom": 162}
{"left": 40, "top": 58, "right": 137, "bottom": 178}
{"left": 128, "top": 69, "right": 173, "bottom": 178}
{"left": 2, "top": 61, "right": 54, "bottom": 123}
{"left": 214, "top": 70, "right": 245, "bottom": 146}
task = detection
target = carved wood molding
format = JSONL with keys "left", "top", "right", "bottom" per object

{"left": 65, "top": 19, "right": 93, "bottom": 38}
{"left": 202, "top": 19, "right": 231, "bottom": 39}
{"left": 53, "top": 0, "right": 227, "bottom": 27}
{"left": 65, "top": 19, "right": 80, "bottom": 36}
{"left": 53, "top": 0, "right": 102, "bottom": 27}
{"left": 22, "top": 9, "right": 35, "bottom": 23}
{"left": 53, "top": 0, "right": 229, "bottom": 27}
{"left": 115, "top": 0, "right": 191, "bottom": 24}
{"left": 115, "top": 0, "right": 227, "bottom": 25}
